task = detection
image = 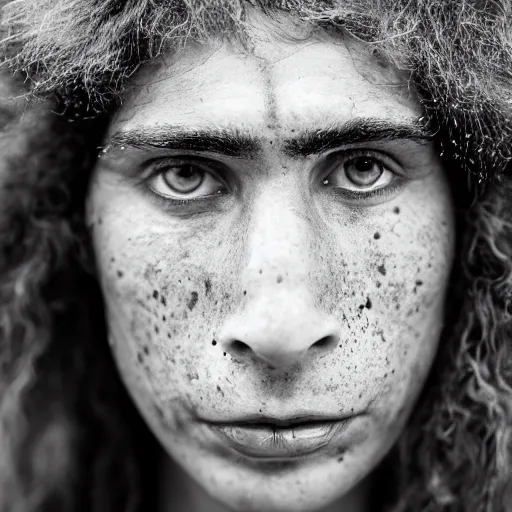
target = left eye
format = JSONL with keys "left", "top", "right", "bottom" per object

{"left": 147, "top": 161, "right": 226, "bottom": 199}
{"left": 322, "top": 153, "right": 395, "bottom": 192}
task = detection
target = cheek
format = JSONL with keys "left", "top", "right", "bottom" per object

{"left": 316, "top": 180, "right": 454, "bottom": 427}
{"left": 86, "top": 198, "right": 240, "bottom": 433}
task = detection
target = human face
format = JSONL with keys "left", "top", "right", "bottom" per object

{"left": 86, "top": 10, "right": 455, "bottom": 512}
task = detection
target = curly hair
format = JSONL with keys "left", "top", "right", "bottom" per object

{"left": 0, "top": 1, "right": 511, "bottom": 511}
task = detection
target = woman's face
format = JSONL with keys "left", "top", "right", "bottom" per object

{"left": 86, "top": 11, "right": 455, "bottom": 512}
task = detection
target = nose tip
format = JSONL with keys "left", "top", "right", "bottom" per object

{"left": 217, "top": 299, "right": 341, "bottom": 369}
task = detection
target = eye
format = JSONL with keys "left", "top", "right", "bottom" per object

{"left": 322, "top": 152, "right": 396, "bottom": 193}
{"left": 146, "top": 160, "right": 226, "bottom": 200}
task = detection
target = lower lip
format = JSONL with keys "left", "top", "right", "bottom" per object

{"left": 211, "top": 419, "right": 354, "bottom": 459}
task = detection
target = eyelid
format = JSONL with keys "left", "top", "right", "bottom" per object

{"left": 322, "top": 148, "right": 404, "bottom": 178}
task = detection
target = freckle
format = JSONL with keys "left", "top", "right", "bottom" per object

{"left": 373, "top": 232, "right": 381, "bottom": 240}
{"left": 259, "top": 269, "right": 263, "bottom": 274}
{"left": 167, "top": 332, "right": 172, "bottom": 339}
{"left": 137, "top": 353, "right": 144, "bottom": 364}
{"left": 377, "top": 264, "right": 386, "bottom": 276}
{"left": 212, "top": 339, "right": 217, "bottom": 346}
{"left": 393, "top": 206, "right": 400, "bottom": 214}
{"left": 243, "top": 290, "right": 247, "bottom": 296}
{"left": 205, "top": 278, "right": 212, "bottom": 296}
{"left": 276, "top": 275, "right": 283, "bottom": 284}
{"left": 162, "top": 315, "right": 166, "bottom": 321}
{"left": 223, "top": 352, "right": 227, "bottom": 356}
{"left": 153, "top": 290, "right": 159, "bottom": 300}
{"left": 376, "top": 281, "right": 381, "bottom": 288}
{"left": 143, "top": 346, "right": 150, "bottom": 355}
{"left": 117, "top": 270, "right": 124, "bottom": 278}
{"left": 187, "top": 291, "right": 199, "bottom": 311}
{"left": 415, "top": 280, "right": 423, "bottom": 286}
{"left": 155, "top": 326, "right": 159, "bottom": 334}
{"left": 161, "top": 296, "right": 167, "bottom": 306}
{"left": 110, "top": 257, "right": 115, "bottom": 263}
{"left": 365, "top": 297, "right": 372, "bottom": 309}
{"left": 98, "top": 218, "right": 103, "bottom": 225}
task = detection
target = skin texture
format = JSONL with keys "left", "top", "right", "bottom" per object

{"left": 86, "top": 10, "right": 455, "bottom": 512}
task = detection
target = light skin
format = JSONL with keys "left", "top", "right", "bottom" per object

{"left": 86, "top": 9, "right": 455, "bottom": 512}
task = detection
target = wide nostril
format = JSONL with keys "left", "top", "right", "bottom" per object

{"left": 227, "top": 339, "right": 252, "bottom": 357}
{"left": 311, "top": 335, "right": 339, "bottom": 351}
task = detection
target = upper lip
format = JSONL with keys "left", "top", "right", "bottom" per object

{"left": 207, "top": 415, "right": 345, "bottom": 428}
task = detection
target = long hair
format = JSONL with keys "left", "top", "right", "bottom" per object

{"left": 0, "top": 1, "right": 511, "bottom": 511}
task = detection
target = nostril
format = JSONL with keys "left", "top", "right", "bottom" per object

{"left": 312, "top": 335, "right": 338, "bottom": 351}
{"left": 229, "top": 339, "right": 252, "bottom": 356}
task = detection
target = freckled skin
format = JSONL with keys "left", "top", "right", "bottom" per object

{"left": 87, "top": 10, "right": 455, "bottom": 512}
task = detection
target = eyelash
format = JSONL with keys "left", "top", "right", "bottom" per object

{"left": 321, "top": 148, "right": 404, "bottom": 200}
{"left": 139, "top": 149, "right": 404, "bottom": 208}
{"left": 140, "top": 158, "right": 228, "bottom": 207}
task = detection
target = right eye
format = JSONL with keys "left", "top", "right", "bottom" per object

{"left": 146, "top": 160, "right": 227, "bottom": 201}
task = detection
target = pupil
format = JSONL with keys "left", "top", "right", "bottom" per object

{"left": 355, "top": 158, "right": 375, "bottom": 172}
{"left": 178, "top": 165, "right": 196, "bottom": 179}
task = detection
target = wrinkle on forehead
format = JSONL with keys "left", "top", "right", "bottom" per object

{"left": 115, "top": 18, "right": 417, "bottom": 146}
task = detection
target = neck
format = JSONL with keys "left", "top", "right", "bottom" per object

{"left": 158, "top": 452, "right": 372, "bottom": 512}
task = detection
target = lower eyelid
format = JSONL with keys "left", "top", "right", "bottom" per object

{"left": 325, "top": 177, "right": 406, "bottom": 202}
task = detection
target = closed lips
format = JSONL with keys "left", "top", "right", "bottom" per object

{"left": 209, "top": 416, "right": 355, "bottom": 459}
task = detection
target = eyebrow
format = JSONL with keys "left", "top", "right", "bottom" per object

{"left": 107, "top": 118, "right": 433, "bottom": 158}
{"left": 108, "top": 126, "right": 259, "bottom": 157}
{"left": 282, "top": 118, "right": 433, "bottom": 157}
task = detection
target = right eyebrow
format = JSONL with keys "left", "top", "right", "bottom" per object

{"left": 107, "top": 126, "right": 261, "bottom": 158}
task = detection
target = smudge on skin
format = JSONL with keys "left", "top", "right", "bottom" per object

{"left": 187, "top": 291, "right": 199, "bottom": 310}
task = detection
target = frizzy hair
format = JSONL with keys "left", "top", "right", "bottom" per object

{"left": 0, "top": 1, "right": 511, "bottom": 511}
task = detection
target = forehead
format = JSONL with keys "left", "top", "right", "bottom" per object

{"left": 112, "top": 12, "right": 421, "bottom": 134}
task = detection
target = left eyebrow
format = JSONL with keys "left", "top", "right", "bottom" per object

{"left": 283, "top": 118, "right": 433, "bottom": 157}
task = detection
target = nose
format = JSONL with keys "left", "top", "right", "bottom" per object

{"left": 216, "top": 184, "right": 341, "bottom": 369}
{"left": 217, "top": 288, "right": 341, "bottom": 368}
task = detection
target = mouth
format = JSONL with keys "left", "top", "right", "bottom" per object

{"left": 206, "top": 415, "right": 356, "bottom": 460}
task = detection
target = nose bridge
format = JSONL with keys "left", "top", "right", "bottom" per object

{"left": 244, "top": 185, "right": 309, "bottom": 283}
{"left": 217, "top": 185, "right": 341, "bottom": 369}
